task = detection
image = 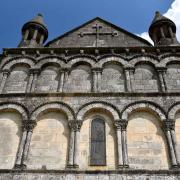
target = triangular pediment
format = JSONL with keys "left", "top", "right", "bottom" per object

{"left": 46, "top": 17, "right": 152, "bottom": 47}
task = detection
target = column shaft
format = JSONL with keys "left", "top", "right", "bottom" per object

{"left": 14, "top": 130, "right": 28, "bottom": 167}
{"left": 122, "top": 129, "right": 129, "bottom": 167}
{"left": 124, "top": 69, "right": 132, "bottom": 92}
{"left": 92, "top": 70, "right": 98, "bottom": 92}
{"left": 26, "top": 72, "right": 34, "bottom": 93}
{"left": 171, "top": 130, "right": 180, "bottom": 165}
{"left": 157, "top": 69, "right": 166, "bottom": 92}
{"left": 21, "top": 121, "right": 37, "bottom": 167}
{"left": 39, "top": 35, "right": 44, "bottom": 44}
{"left": 97, "top": 71, "right": 101, "bottom": 92}
{"left": 160, "top": 27, "right": 165, "bottom": 38}
{"left": 166, "top": 130, "right": 177, "bottom": 167}
{"left": 73, "top": 130, "right": 80, "bottom": 168}
{"left": 0, "top": 71, "right": 9, "bottom": 93}
{"left": 58, "top": 70, "right": 65, "bottom": 92}
{"left": 67, "top": 130, "right": 75, "bottom": 167}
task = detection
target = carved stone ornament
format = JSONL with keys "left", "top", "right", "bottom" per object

{"left": 114, "top": 120, "right": 128, "bottom": 131}
{"left": 22, "top": 120, "right": 37, "bottom": 132}
{"left": 68, "top": 120, "right": 82, "bottom": 132}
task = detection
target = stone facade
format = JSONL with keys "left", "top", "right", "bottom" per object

{"left": 0, "top": 13, "right": 180, "bottom": 179}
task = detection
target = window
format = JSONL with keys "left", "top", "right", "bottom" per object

{"left": 90, "top": 118, "right": 106, "bottom": 166}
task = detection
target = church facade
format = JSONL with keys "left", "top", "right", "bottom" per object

{"left": 0, "top": 12, "right": 180, "bottom": 179}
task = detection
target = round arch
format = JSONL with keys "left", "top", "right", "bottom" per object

{"left": 30, "top": 102, "right": 75, "bottom": 121}
{"left": 97, "top": 56, "right": 129, "bottom": 68}
{"left": 168, "top": 102, "right": 180, "bottom": 120}
{"left": 2, "top": 58, "right": 35, "bottom": 70}
{"left": 35, "top": 56, "right": 66, "bottom": 69}
{"left": 76, "top": 101, "right": 120, "bottom": 121}
{"left": 158, "top": 55, "right": 180, "bottom": 67}
{"left": 0, "top": 102, "right": 28, "bottom": 120}
{"left": 67, "top": 56, "right": 96, "bottom": 68}
{"left": 121, "top": 101, "right": 166, "bottom": 121}
{"left": 129, "top": 56, "right": 159, "bottom": 67}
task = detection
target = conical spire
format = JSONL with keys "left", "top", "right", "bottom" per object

{"left": 25, "top": 13, "right": 47, "bottom": 31}
{"left": 149, "top": 11, "right": 179, "bottom": 46}
{"left": 150, "top": 11, "right": 173, "bottom": 25}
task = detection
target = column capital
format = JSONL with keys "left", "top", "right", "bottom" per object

{"left": 68, "top": 120, "right": 82, "bottom": 132}
{"left": 156, "top": 67, "right": 167, "bottom": 73}
{"left": 124, "top": 66, "right": 135, "bottom": 71}
{"left": 29, "top": 68, "right": 40, "bottom": 75}
{"left": 22, "top": 120, "right": 37, "bottom": 132}
{"left": 114, "top": 119, "right": 128, "bottom": 131}
{"left": 163, "top": 120, "right": 175, "bottom": 131}
{"left": 59, "top": 67, "right": 70, "bottom": 73}
{"left": 2, "top": 69, "right": 10, "bottom": 76}
{"left": 92, "top": 67, "right": 102, "bottom": 73}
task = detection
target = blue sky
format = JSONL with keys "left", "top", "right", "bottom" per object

{"left": 0, "top": 0, "right": 175, "bottom": 50}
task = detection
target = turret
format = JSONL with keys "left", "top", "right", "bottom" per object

{"left": 18, "top": 13, "right": 48, "bottom": 47}
{"left": 149, "top": 11, "right": 179, "bottom": 46}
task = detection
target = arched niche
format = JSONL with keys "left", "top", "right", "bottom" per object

{"left": 133, "top": 63, "right": 159, "bottom": 92}
{"left": 127, "top": 109, "right": 169, "bottom": 169}
{"left": 79, "top": 108, "right": 117, "bottom": 170}
{"left": 64, "top": 64, "right": 92, "bottom": 92}
{"left": 0, "top": 110, "right": 22, "bottom": 169}
{"left": 101, "top": 63, "right": 125, "bottom": 92}
{"left": 165, "top": 63, "right": 180, "bottom": 92}
{"left": 36, "top": 65, "right": 59, "bottom": 92}
{"left": 4, "top": 64, "right": 29, "bottom": 93}
{"left": 27, "top": 110, "right": 69, "bottom": 170}
{"left": 175, "top": 110, "right": 180, "bottom": 156}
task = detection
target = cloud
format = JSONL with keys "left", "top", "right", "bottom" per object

{"left": 138, "top": 0, "right": 180, "bottom": 44}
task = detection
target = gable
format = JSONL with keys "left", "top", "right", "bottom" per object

{"left": 46, "top": 17, "right": 152, "bottom": 48}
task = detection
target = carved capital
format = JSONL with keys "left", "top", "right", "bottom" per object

{"left": 114, "top": 120, "right": 128, "bottom": 131}
{"left": 156, "top": 67, "right": 167, "bottom": 73}
{"left": 163, "top": 120, "right": 175, "bottom": 131}
{"left": 92, "top": 68, "right": 102, "bottom": 73}
{"left": 2, "top": 69, "right": 10, "bottom": 76}
{"left": 29, "top": 68, "right": 40, "bottom": 75}
{"left": 68, "top": 120, "right": 82, "bottom": 132}
{"left": 22, "top": 120, "right": 37, "bottom": 132}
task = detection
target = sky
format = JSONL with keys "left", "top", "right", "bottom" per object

{"left": 0, "top": 0, "right": 178, "bottom": 50}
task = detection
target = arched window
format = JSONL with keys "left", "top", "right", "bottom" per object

{"left": 90, "top": 118, "right": 106, "bottom": 166}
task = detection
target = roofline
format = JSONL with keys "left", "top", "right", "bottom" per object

{"left": 45, "top": 17, "right": 152, "bottom": 47}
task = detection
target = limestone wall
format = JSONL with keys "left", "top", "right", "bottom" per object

{"left": 0, "top": 111, "right": 21, "bottom": 169}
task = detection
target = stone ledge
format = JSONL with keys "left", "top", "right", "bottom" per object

{"left": 1, "top": 92, "right": 180, "bottom": 98}
{"left": 0, "top": 169, "right": 180, "bottom": 175}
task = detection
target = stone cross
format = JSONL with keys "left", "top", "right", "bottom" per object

{"left": 79, "top": 24, "right": 117, "bottom": 47}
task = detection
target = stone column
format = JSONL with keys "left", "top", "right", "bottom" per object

{"left": 97, "top": 69, "right": 102, "bottom": 92}
{"left": 39, "top": 35, "right": 44, "bottom": 45}
{"left": 26, "top": 69, "right": 34, "bottom": 93}
{"left": 168, "top": 27, "right": 175, "bottom": 38}
{"left": 30, "top": 69, "right": 40, "bottom": 92}
{"left": 121, "top": 120, "right": 129, "bottom": 168}
{"left": 24, "top": 29, "right": 30, "bottom": 40}
{"left": 114, "top": 120, "right": 123, "bottom": 168}
{"left": 14, "top": 120, "right": 28, "bottom": 169}
{"left": 124, "top": 67, "right": 134, "bottom": 92}
{"left": 166, "top": 120, "right": 180, "bottom": 166}
{"left": 67, "top": 120, "right": 82, "bottom": 169}
{"left": 92, "top": 68, "right": 102, "bottom": 92}
{"left": 58, "top": 69, "right": 66, "bottom": 92}
{"left": 163, "top": 120, "right": 177, "bottom": 168}
{"left": 156, "top": 67, "right": 167, "bottom": 92}
{"left": 0, "top": 69, "right": 10, "bottom": 93}
{"left": 21, "top": 120, "right": 37, "bottom": 168}
{"left": 160, "top": 27, "right": 165, "bottom": 38}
